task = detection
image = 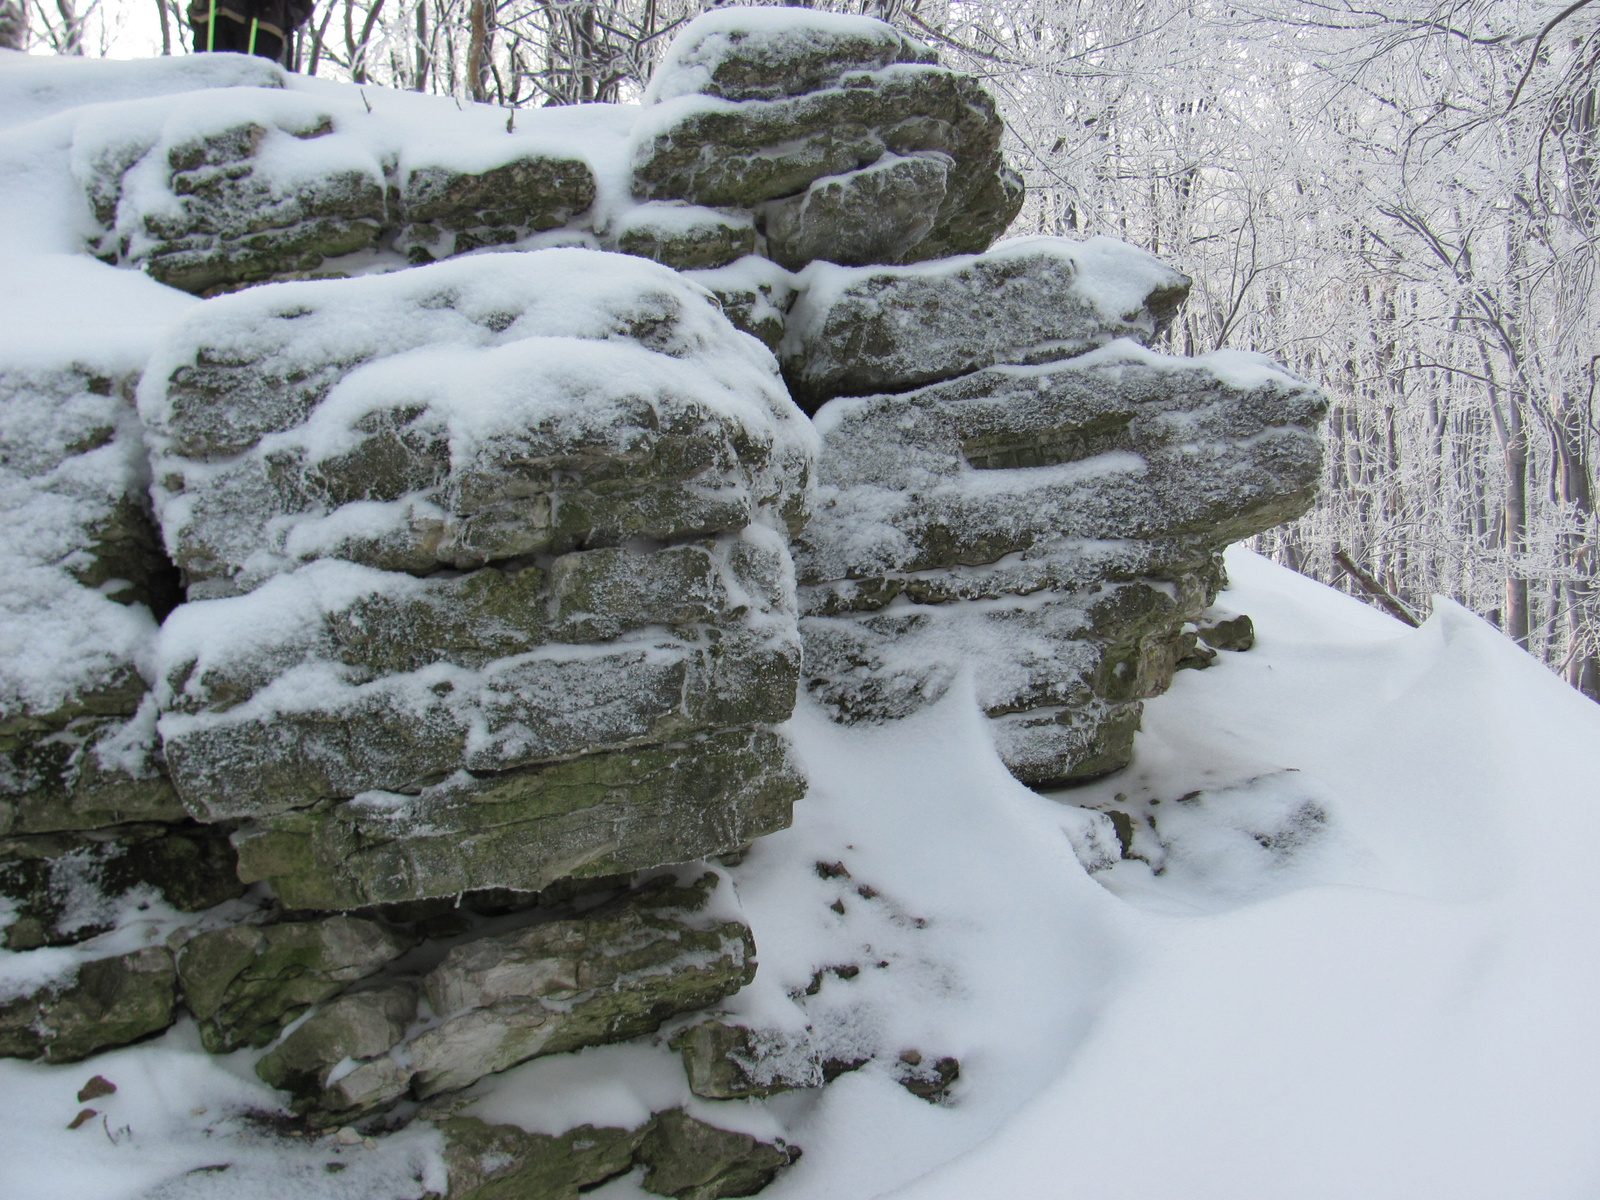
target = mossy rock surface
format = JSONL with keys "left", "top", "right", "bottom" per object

{"left": 400, "top": 155, "right": 595, "bottom": 227}
{"left": 408, "top": 873, "right": 755, "bottom": 1096}
{"left": 763, "top": 152, "right": 951, "bottom": 272}
{"left": 162, "top": 534, "right": 792, "bottom": 715}
{"left": 795, "top": 351, "right": 1327, "bottom": 587}
{"left": 0, "top": 946, "right": 176, "bottom": 1062}
{"left": 254, "top": 981, "right": 417, "bottom": 1121}
{"left": 648, "top": 10, "right": 935, "bottom": 104}
{"left": 637, "top": 1108, "right": 801, "bottom": 1200}
{"left": 396, "top": 154, "right": 596, "bottom": 264}
{"left": 672, "top": 1018, "right": 826, "bottom": 1100}
{"left": 3, "top": 714, "right": 186, "bottom": 835}
{"left": 438, "top": 1117, "right": 644, "bottom": 1200}
{"left": 231, "top": 726, "right": 804, "bottom": 909}
{"left": 141, "top": 250, "right": 812, "bottom": 597}
{"left": 793, "top": 343, "right": 1318, "bottom": 784}
{"left": 632, "top": 66, "right": 1019, "bottom": 268}
{"left": 81, "top": 105, "right": 388, "bottom": 295}
{"left": 435, "top": 1107, "right": 799, "bottom": 1199}
{"left": 162, "top": 626, "right": 801, "bottom": 822}
{"left": 612, "top": 203, "right": 756, "bottom": 271}
{"left": 0, "top": 821, "right": 241, "bottom": 950}
{"left": 780, "top": 236, "right": 1192, "bottom": 411}
{"left": 174, "top": 914, "right": 411, "bottom": 1053}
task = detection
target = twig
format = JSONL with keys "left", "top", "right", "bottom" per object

{"left": 1333, "top": 548, "right": 1424, "bottom": 627}
{"left": 1507, "top": 0, "right": 1598, "bottom": 113}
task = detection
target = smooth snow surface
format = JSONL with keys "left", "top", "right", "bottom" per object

{"left": 4, "top": 547, "right": 1597, "bottom": 1198}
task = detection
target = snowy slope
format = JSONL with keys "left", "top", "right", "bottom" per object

{"left": 4, "top": 546, "right": 1597, "bottom": 1199}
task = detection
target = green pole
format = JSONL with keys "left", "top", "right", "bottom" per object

{"left": 206, "top": 0, "right": 216, "bottom": 50}
{"left": 248, "top": 16, "right": 258, "bottom": 53}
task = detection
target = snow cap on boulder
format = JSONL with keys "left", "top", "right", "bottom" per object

{"left": 642, "top": 5, "right": 937, "bottom": 105}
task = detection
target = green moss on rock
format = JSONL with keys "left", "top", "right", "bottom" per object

{"left": 231, "top": 726, "right": 804, "bottom": 910}
{"left": 633, "top": 67, "right": 1020, "bottom": 268}
{"left": 396, "top": 155, "right": 597, "bottom": 265}
{"left": 436, "top": 1118, "right": 646, "bottom": 1200}
{"left": 173, "top": 915, "right": 411, "bottom": 1053}
{"left": 0, "top": 822, "right": 241, "bottom": 950}
{"left": 612, "top": 203, "right": 756, "bottom": 271}
{"left": 435, "top": 1109, "right": 801, "bottom": 1200}
{"left": 409, "top": 873, "right": 756, "bottom": 1096}
{"left": 637, "top": 1108, "right": 801, "bottom": 1200}
{"left": 254, "top": 982, "right": 417, "bottom": 1122}
{"left": 0, "top": 947, "right": 176, "bottom": 1062}
{"left": 3, "top": 715, "right": 186, "bottom": 834}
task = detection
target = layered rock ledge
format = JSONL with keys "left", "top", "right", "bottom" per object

{"left": 0, "top": 9, "right": 1326, "bottom": 1198}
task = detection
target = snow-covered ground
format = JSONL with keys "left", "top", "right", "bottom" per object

{"left": 5, "top": 546, "right": 1598, "bottom": 1200}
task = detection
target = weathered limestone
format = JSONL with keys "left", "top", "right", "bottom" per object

{"left": 154, "top": 531, "right": 800, "bottom": 821}
{"left": 78, "top": 86, "right": 600, "bottom": 292}
{"left": 437, "top": 1118, "right": 644, "bottom": 1200}
{"left": 172, "top": 915, "right": 411, "bottom": 1052}
{"left": 798, "top": 351, "right": 1325, "bottom": 584}
{"left": 135, "top": 252, "right": 811, "bottom": 918}
{"left": 637, "top": 1109, "right": 802, "bottom": 1200}
{"left": 686, "top": 257, "right": 797, "bottom": 351}
{"left": 611, "top": 202, "right": 757, "bottom": 271}
{"left": 796, "top": 343, "right": 1325, "bottom": 784}
{"left": 139, "top": 251, "right": 811, "bottom": 595}
{"left": 253, "top": 982, "right": 417, "bottom": 1121}
{"left": 632, "top": 10, "right": 1022, "bottom": 270}
{"left": 643, "top": 10, "right": 936, "bottom": 104}
{"left": 0, "top": 821, "right": 240, "bottom": 950}
{"left": 407, "top": 872, "right": 755, "bottom": 1096}
{"left": 779, "top": 237, "right": 1193, "bottom": 412}
{"left": 3, "top": 712, "right": 185, "bottom": 835}
{"left": 0, "top": 947, "right": 176, "bottom": 1061}
{"left": 232, "top": 727, "right": 802, "bottom": 910}
{"left": 235, "top": 873, "right": 759, "bottom": 1122}
{"left": 79, "top": 92, "right": 388, "bottom": 295}
{"left": 0, "top": 367, "right": 181, "bottom": 838}
{"left": 225, "top": 726, "right": 795, "bottom": 910}
{"left": 395, "top": 153, "right": 596, "bottom": 264}
{"left": 0, "top": 28, "right": 1326, "bottom": 1194}
{"left": 763, "top": 152, "right": 953, "bottom": 273}
{"left": 673, "top": 1019, "right": 829, "bottom": 1100}
{"left": 437, "top": 1109, "right": 800, "bottom": 1200}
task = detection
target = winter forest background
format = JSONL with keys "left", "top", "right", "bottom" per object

{"left": 10, "top": 0, "right": 1600, "bottom": 701}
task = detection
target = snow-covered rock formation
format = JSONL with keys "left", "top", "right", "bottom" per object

{"left": 0, "top": 8, "right": 1322, "bottom": 1198}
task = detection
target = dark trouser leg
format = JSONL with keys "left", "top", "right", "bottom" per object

{"left": 191, "top": 15, "right": 283, "bottom": 61}
{"left": 247, "top": 27, "right": 284, "bottom": 62}
{"left": 191, "top": 14, "right": 245, "bottom": 51}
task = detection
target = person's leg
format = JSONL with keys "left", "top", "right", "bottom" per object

{"left": 191, "top": 12, "right": 249, "bottom": 52}
{"left": 245, "top": 23, "right": 283, "bottom": 62}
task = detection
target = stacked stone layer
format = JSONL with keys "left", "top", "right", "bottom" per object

{"left": 0, "top": 10, "right": 1326, "bottom": 1197}
{"left": 138, "top": 249, "right": 813, "bottom": 908}
{"left": 789, "top": 242, "right": 1325, "bottom": 784}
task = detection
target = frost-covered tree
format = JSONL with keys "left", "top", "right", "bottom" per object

{"left": 911, "top": 0, "right": 1599, "bottom": 698}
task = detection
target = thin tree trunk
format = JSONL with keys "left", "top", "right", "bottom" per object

{"left": 466, "top": 0, "right": 488, "bottom": 102}
{"left": 352, "top": 0, "right": 386, "bottom": 83}
{"left": 1500, "top": 397, "right": 1531, "bottom": 648}
{"left": 1555, "top": 390, "right": 1598, "bottom": 697}
{"left": 307, "top": 2, "right": 334, "bottom": 76}
{"left": 413, "top": 0, "right": 429, "bottom": 91}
